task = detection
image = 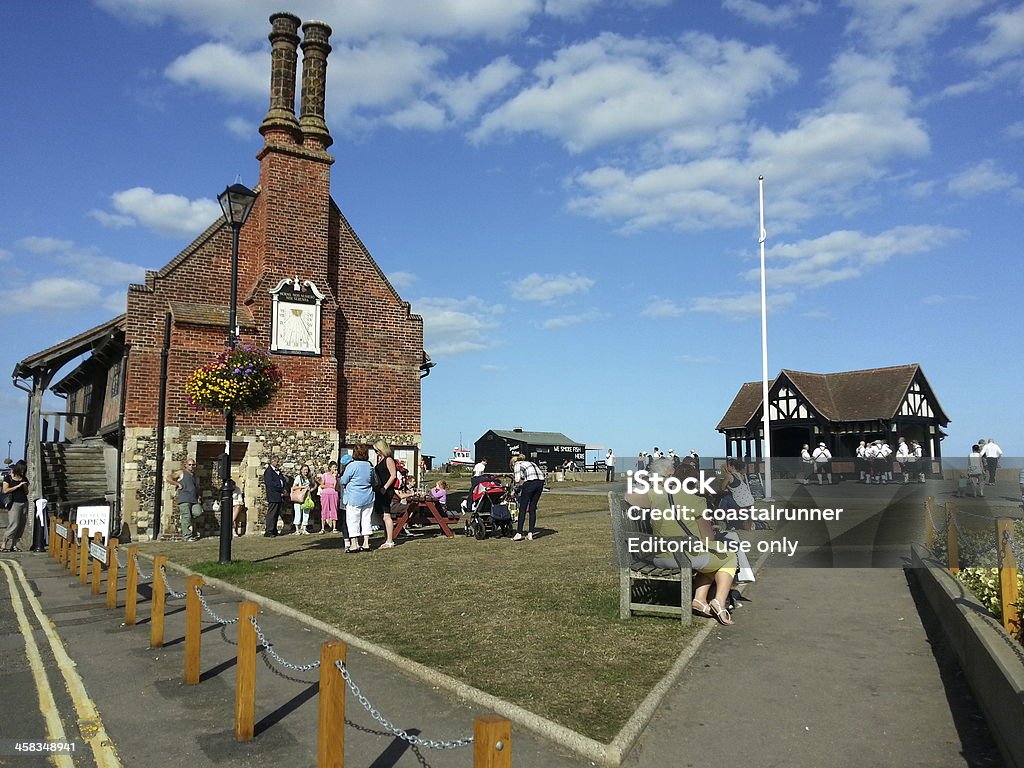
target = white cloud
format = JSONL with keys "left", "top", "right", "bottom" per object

{"left": 0, "top": 278, "right": 106, "bottom": 315}
{"left": 920, "top": 293, "right": 976, "bottom": 305}
{"left": 721, "top": 0, "right": 820, "bottom": 26}
{"left": 544, "top": 0, "right": 671, "bottom": 19}
{"left": 165, "top": 43, "right": 267, "bottom": 100}
{"left": 413, "top": 296, "right": 500, "bottom": 356}
{"left": 15, "top": 237, "right": 147, "bottom": 286}
{"left": 387, "top": 271, "right": 418, "bottom": 289}
{"left": 748, "top": 225, "right": 963, "bottom": 288}
{"left": 841, "top": 0, "right": 988, "bottom": 50}
{"left": 385, "top": 101, "right": 448, "bottom": 130}
{"left": 568, "top": 51, "right": 929, "bottom": 233}
{"left": 965, "top": 4, "right": 1024, "bottom": 64}
{"left": 641, "top": 297, "right": 685, "bottom": 317}
{"left": 473, "top": 32, "right": 796, "bottom": 153}
{"left": 93, "top": 187, "right": 221, "bottom": 238}
{"left": 225, "top": 115, "right": 256, "bottom": 140}
{"left": 540, "top": 310, "right": 600, "bottom": 329}
{"left": 1006, "top": 120, "right": 1024, "bottom": 139}
{"left": 330, "top": 39, "right": 447, "bottom": 117}
{"left": 434, "top": 57, "right": 522, "bottom": 121}
{"left": 947, "top": 159, "right": 1019, "bottom": 197}
{"left": 509, "top": 272, "right": 595, "bottom": 302}
{"left": 96, "top": 0, "right": 542, "bottom": 43}
{"left": 18, "top": 236, "right": 75, "bottom": 255}
{"left": 690, "top": 291, "right": 795, "bottom": 317}
{"left": 88, "top": 209, "right": 136, "bottom": 229}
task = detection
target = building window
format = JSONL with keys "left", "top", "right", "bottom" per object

{"left": 110, "top": 366, "right": 120, "bottom": 398}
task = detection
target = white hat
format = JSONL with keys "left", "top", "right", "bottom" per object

{"left": 818, "top": 442, "right": 826, "bottom": 447}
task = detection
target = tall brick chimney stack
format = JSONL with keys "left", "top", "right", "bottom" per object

{"left": 259, "top": 12, "right": 302, "bottom": 145}
{"left": 252, "top": 12, "right": 334, "bottom": 334}
{"left": 298, "top": 20, "right": 333, "bottom": 150}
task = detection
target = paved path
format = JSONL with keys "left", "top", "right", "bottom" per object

{"left": 0, "top": 491, "right": 1011, "bottom": 768}
{"left": 623, "top": 567, "right": 1003, "bottom": 768}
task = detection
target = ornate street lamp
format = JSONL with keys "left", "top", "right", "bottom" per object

{"left": 216, "top": 182, "right": 257, "bottom": 564}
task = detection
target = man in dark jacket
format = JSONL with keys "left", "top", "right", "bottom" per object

{"left": 263, "top": 457, "right": 287, "bottom": 537}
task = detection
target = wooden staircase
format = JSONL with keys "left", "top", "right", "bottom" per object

{"left": 40, "top": 441, "right": 111, "bottom": 508}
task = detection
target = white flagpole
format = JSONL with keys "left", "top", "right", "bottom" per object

{"left": 758, "top": 175, "right": 772, "bottom": 499}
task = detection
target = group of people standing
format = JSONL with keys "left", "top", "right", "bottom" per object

{"left": 169, "top": 440, "right": 407, "bottom": 552}
{"left": 264, "top": 439, "right": 405, "bottom": 552}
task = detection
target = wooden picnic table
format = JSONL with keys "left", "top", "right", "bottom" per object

{"left": 391, "top": 496, "right": 459, "bottom": 539}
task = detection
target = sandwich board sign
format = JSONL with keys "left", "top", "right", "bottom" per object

{"left": 76, "top": 505, "right": 111, "bottom": 544}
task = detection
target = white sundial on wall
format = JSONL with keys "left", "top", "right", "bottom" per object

{"left": 279, "top": 305, "right": 314, "bottom": 348}
{"left": 270, "top": 277, "right": 324, "bottom": 355}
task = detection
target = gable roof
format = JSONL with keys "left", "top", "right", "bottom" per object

{"left": 484, "top": 430, "right": 583, "bottom": 446}
{"left": 717, "top": 364, "right": 949, "bottom": 430}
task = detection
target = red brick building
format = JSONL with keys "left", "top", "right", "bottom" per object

{"left": 13, "top": 13, "right": 427, "bottom": 539}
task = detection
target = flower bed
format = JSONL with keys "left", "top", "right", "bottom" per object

{"left": 185, "top": 344, "right": 282, "bottom": 413}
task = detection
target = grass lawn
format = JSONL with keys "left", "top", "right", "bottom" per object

{"left": 140, "top": 492, "right": 697, "bottom": 742}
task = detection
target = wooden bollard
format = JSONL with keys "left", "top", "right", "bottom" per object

{"left": 235, "top": 602, "right": 259, "bottom": 741}
{"left": 184, "top": 575, "right": 203, "bottom": 685}
{"left": 67, "top": 525, "right": 77, "bottom": 571}
{"left": 996, "top": 518, "right": 1020, "bottom": 635}
{"left": 66, "top": 527, "right": 76, "bottom": 570}
{"left": 106, "top": 538, "right": 120, "bottom": 609}
{"left": 125, "top": 547, "right": 139, "bottom": 626}
{"left": 48, "top": 519, "right": 56, "bottom": 558}
{"left": 473, "top": 716, "right": 512, "bottom": 768}
{"left": 91, "top": 533, "right": 104, "bottom": 595}
{"left": 150, "top": 555, "right": 168, "bottom": 649}
{"left": 317, "top": 641, "right": 347, "bottom": 768}
{"left": 57, "top": 521, "right": 66, "bottom": 565}
{"left": 924, "top": 497, "right": 937, "bottom": 550}
{"left": 79, "top": 531, "right": 90, "bottom": 584}
{"left": 945, "top": 503, "right": 960, "bottom": 574}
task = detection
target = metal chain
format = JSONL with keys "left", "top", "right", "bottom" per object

{"left": 249, "top": 616, "right": 320, "bottom": 672}
{"left": 114, "top": 548, "right": 127, "bottom": 569}
{"left": 1004, "top": 529, "right": 1024, "bottom": 569}
{"left": 949, "top": 513, "right": 998, "bottom": 561}
{"left": 924, "top": 501, "right": 945, "bottom": 541}
{"left": 133, "top": 552, "right": 151, "bottom": 581}
{"left": 334, "top": 660, "right": 473, "bottom": 750}
{"left": 193, "top": 585, "right": 238, "bottom": 625}
{"left": 160, "top": 565, "right": 187, "bottom": 599}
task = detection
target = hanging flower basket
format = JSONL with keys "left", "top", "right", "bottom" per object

{"left": 185, "top": 344, "right": 283, "bottom": 413}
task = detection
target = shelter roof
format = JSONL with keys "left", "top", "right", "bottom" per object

{"left": 485, "top": 430, "right": 584, "bottom": 446}
{"left": 13, "top": 315, "right": 126, "bottom": 380}
{"left": 717, "top": 364, "right": 949, "bottom": 430}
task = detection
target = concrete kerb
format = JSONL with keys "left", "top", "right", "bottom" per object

{"left": 909, "top": 543, "right": 1024, "bottom": 768}
{"left": 143, "top": 552, "right": 737, "bottom": 767}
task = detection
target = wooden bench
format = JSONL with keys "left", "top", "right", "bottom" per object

{"left": 609, "top": 492, "right": 692, "bottom": 624}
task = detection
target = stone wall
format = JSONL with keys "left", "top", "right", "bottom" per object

{"left": 122, "top": 426, "right": 340, "bottom": 540}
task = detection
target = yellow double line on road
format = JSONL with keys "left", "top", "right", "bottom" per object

{"left": 0, "top": 559, "right": 121, "bottom": 768}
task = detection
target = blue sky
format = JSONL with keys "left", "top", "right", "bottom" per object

{"left": 2, "top": 0, "right": 1023, "bottom": 464}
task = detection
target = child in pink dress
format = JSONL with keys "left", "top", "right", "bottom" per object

{"left": 318, "top": 462, "right": 339, "bottom": 533}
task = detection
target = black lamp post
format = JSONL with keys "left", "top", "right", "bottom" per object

{"left": 216, "top": 182, "right": 257, "bottom": 564}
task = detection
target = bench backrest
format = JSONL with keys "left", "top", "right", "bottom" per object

{"left": 609, "top": 491, "right": 690, "bottom": 571}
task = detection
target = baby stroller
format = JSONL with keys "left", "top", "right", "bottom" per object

{"left": 463, "top": 475, "right": 514, "bottom": 540}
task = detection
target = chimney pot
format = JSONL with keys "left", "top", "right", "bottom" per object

{"left": 260, "top": 12, "right": 302, "bottom": 144}
{"left": 299, "top": 20, "right": 333, "bottom": 150}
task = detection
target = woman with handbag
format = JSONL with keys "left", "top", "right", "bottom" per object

{"left": 291, "top": 464, "right": 317, "bottom": 535}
